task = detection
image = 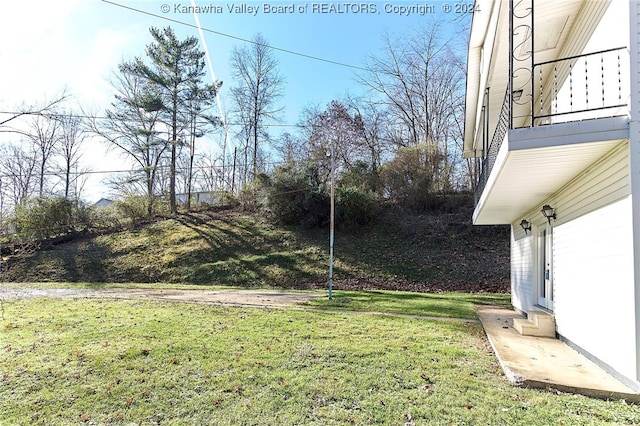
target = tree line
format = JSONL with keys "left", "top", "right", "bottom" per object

{"left": 0, "top": 23, "right": 471, "bottom": 239}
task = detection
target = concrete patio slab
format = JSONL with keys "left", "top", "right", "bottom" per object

{"left": 478, "top": 306, "right": 640, "bottom": 402}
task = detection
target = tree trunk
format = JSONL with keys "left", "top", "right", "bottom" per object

{"left": 64, "top": 158, "right": 71, "bottom": 199}
{"left": 253, "top": 111, "right": 258, "bottom": 179}
{"left": 170, "top": 93, "right": 178, "bottom": 215}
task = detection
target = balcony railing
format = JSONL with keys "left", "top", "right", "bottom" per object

{"left": 475, "top": 47, "right": 629, "bottom": 203}
{"left": 474, "top": 47, "right": 629, "bottom": 202}
{"left": 474, "top": 85, "right": 511, "bottom": 203}
{"left": 532, "top": 47, "right": 628, "bottom": 125}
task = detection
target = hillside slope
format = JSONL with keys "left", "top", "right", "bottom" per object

{"left": 1, "top": 206, "right": 510, "bottom": 292}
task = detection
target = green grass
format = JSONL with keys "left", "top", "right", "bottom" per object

{"left": 2, "top": 209, "right": 510, "bottom": 292}
{"left": 1, "top": 297, "right": 639, "bottom": 425}
{"left": 303, "top": 290, "right": 511, "bottom": 319}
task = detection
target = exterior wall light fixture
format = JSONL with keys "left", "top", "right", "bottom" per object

{"left": 519, "top": 219, "right": 532, "bottom": 235}
{"left": 541, "top": 204, "right": 557, "bottom": 224}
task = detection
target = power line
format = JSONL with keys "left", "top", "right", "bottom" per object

{"left": 0, "top": 160, "right": 292, "bottom": 180}
{"left": 0, "top": 110, "right": 303, "bottom": 129}
{"left": 100, "top": 0, "right": 371, "bottom": 72}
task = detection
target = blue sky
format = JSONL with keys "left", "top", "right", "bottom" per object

{"left": 0, "top": 0, "right": 472, "bottom": 200}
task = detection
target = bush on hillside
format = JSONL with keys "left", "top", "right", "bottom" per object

{"left": 381, "top": 143, "right": 444, "bottom": 212}
{"left": 115, "top": 195, "right": 169, "bottom": 224}
{"left": 265, "top": 163, "right": 379, "bottom": 229}
{"left": 335, "top": 186, "right": 379, "bottom": 229}
{"left": 338, "top": 161, "right": 382, "bottom": 194}
{"left": 238, "top": 174, "right": 270, "bottom": 212}
{"left": 266, "top": 164, "right": 329, "bottom": 227}
{"left": 12, "top": 196, "right": 93, "bottom": 240}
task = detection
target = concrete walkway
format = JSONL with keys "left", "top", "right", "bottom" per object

{"left": 478, "top": 306, "right": 640, "bottom": 402}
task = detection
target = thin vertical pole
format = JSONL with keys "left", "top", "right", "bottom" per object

{"left": 509, "top": 0, "right": 514, "bottom": 129}
{"left": 232, "top": 146, "right": 237, "bottom": 194}
{"left": 530, "top": 0, "right": 535, "bottom": 126}
{"left": 329, "top": 139, "right": 335, "bottom": 300}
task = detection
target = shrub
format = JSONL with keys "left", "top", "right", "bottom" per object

{"left": 339, "top": 161, "right": 382, "bottom": 194}
{"left": 12, "top": 196, "right": 92, "bottom": 240}
{"left": 266, "top": 164, "right": 329, "bottom": 227}
{"left": 238, "top": 174, "right": 270, "bottom": 212}
{"left": 381, "top": 143, "right": 442, "bottom": 212}
{"left": 88, "top": 204, "right": 123, "bottom": 232}
{"left": 212, "top": 191, "right": 239, "bottom": 208}
{"left": 335, "top": 187, "right": 379, "bottom": 229}
{"left": 115, "top": 195, "right": 169, "bottom": 224}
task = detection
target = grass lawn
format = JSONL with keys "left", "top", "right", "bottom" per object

{"left": 303, "top": 290, "right": 511, "bottom": 319}
{"left": 1, "top": 297, "right": 639, "bottom": 425}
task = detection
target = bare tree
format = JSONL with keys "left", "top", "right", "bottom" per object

{"left": 88, "top": 63, "right": 168, "bottom": 216}
{"left": 230, "top": 33, "right": 284, "bottom": 180}
{"left": 343, "top": 95, "right": 391, "bottom": 174}
{"left": 180, "top": 84, "right": 222, "bottom": 210}
{"left": 359, "top": 24, "right": 466, "bottom": 191}
{"left": 298, "top": 100, "right": 369, "bottom": 190}
{"left": 0, "top": 144, "right": 38, "bottom": 206}
{"left": 27, "top": 113, "right": 61, "bottom": 197}
{"left": 274, "top": 132, "right": 306, "bottom": 165}
{"left": 0, "top": 91, "right": 69, "bottom": 128}
{"left": 56, "top": 113, "right": 88, "bottom": 199}
{"left": 196, "top": 153, "right": 222, "bottom": 193}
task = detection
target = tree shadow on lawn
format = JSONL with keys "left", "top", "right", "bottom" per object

{"left": 3, "top": 239, "right": 113, "bottom": 284}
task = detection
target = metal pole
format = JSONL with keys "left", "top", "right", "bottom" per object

{"left": 328, "top": 139, "right": 335, "bottom": 300}
{"left": 232, "top": 146, "right": 237, "bottom": 194}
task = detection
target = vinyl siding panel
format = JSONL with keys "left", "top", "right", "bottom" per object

{"left": 550, "top": 141, "right": 634, "bottom": 380}
{"left": 510, "top": 228, "right": 533, "bottom": 313}
{"left": 553, "top": 143, "right": 630, "bottom": 223}
{"left": 554, "top": 197, "right": 635, "bottom": 380}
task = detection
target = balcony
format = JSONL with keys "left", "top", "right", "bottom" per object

{"left": 474, "top": 47, "right": 629, "bottom": 214}
{"left": 474, "top": 48, "right": 629, "bottom": 224}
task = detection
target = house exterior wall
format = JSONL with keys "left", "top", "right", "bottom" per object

{"left": 628, "top": 0, "right": 640, "bottom": 383}
{"left": 510, "top": 141, "right": 634, "bottom": 382}
{"left": 468, "top": 0, "right": 640, "bottom": 387}
{"left": 554, "top": 196, "right": 636, "bottom": 382}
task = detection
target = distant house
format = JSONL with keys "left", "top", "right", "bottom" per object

{"left": 175, "top": 191, "right": 221, "bottom": 206}
{"left": 92, "top": 198, "right": 114, "bottom": 209}
{"left": 464, "top": 0, "right": 640, "bottom": 390}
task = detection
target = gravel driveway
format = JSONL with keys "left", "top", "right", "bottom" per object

{"left": 0, "top": 287, "right": 323, "bottom": 308}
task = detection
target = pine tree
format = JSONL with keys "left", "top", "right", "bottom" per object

{"left": 125, "top": 26, "right": 221, "bottom": 214}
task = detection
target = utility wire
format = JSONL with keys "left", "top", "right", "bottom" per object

{"left": 101, "top": 0, "right": 371, "bottom": 72}
{"left": 0, "top": 160, "right": 292, "bottom": 180}
{"left": 0, "top": 110, "right": 303, "bottom": 128}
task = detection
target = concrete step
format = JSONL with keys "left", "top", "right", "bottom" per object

{"left": 513, "top": 310, "right": 556, "bottom": 338}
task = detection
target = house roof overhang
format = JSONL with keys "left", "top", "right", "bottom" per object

{"left": 463, "top": 0, "right": 593, "bottom": 159}
{"left": 472, "top": 116, "right": 629, "bottom": 225}
{"left": 463, "top": 0, "right": 501, "bottom": 159}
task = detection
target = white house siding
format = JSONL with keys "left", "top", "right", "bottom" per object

{"left": 629, "top": 0, "right": 640, "bottom": 384}
{"left": 553, "top": 197, "right": 635, "bottom": 381}
{"left": 550, "top": 141, "right": 634, "bottom": 381}
{"left": 510, "top": 229, "right": 533, "bottom": 314}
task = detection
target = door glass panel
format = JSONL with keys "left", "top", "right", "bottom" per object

{"left": 539, "top": 229, "right": 546, "bottom": 300}
{"left": 537, "top": 226, "right": 553, "bottom": 310}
